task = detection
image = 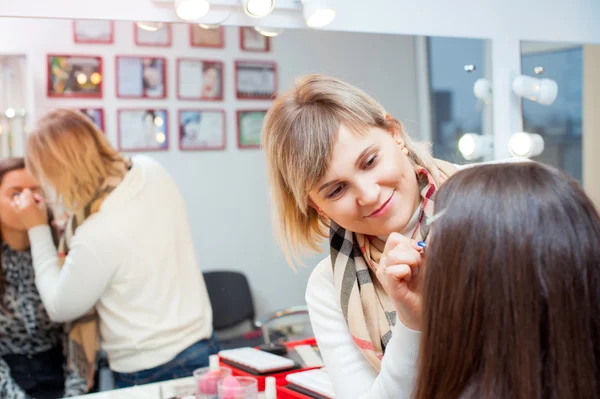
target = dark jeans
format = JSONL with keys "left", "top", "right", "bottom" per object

{"left": 113, "top": 334, "right": 220, "bottom": 389}
{"left": 4, "top": 346, "right": 65, "bottom": 399}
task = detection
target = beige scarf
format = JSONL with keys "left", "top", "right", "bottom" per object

{"left": 58, "top": 158, "right": 131, "bottom": 391}
{"left": 330, "top": 159, "right": 457, "bottom": 371}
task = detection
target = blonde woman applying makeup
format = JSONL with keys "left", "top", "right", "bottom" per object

{"left": 262, "top": 74, "right": 519, "bottom": 398}
{"left": 12, "top": 109, "right": 218, "bottom": 389}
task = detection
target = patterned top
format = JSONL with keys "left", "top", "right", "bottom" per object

{"left": 0, "top": 243, "right": 86, "bottom": 398}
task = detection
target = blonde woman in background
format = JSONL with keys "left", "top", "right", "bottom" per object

{"left": 12, "top": 109, "right": 218, "bottom": 389}
{"left": 262, "top": 74, "right": 518, "bottom": 398}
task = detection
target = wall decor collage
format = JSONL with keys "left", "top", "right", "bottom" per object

{"left": 48, "top": 20, "right": 277, "bottom": 152}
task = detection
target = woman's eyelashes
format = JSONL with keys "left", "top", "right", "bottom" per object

{"left": 326, "top": 184, "right": 345, "bottom": 199}
{"left": 325, "top": 153, "right": 380, "bottom": 200}
{"left": 363, "top": 153, "right": 378, "bottom": 168}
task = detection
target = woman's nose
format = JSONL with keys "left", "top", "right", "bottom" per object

{"left": 356, "top": 181, "right": 380, "bottom": 207}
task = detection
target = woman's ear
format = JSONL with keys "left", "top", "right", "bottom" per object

{"left": 308, "top": 198, "right": 329, "bottom": 219}
{"left": 385, "top": 113, "right": 403, "bottom": 140}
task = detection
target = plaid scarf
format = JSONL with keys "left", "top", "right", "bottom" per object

{"left": 58, "top": 158, "right": 131, "bottom": 391}
{"left": 330, "top": 159, "right": 457, "bottom": 371}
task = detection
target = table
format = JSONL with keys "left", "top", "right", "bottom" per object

{"left": 68, "top": 377, "right": 266, "bottom": 399}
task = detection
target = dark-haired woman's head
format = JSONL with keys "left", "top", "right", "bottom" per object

{"left": 415, "top": 162, "right": 600, "bottom": 399}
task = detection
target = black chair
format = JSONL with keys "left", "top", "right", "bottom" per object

{"left": 203, "top": 270, "right": 312, "bottom": 350}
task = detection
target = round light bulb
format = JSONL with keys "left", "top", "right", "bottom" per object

{"left": 153, "top": 116, "right": 164, "bottom": 127}
{"left": 175, "top": 0, "right": 210, "bottom": 21}
{"left": 77, "top": 73, "right": 88, "bottom": 85}
{"left": 5, "top": 108, "right": 16, "bottom": 118}
{"left": 458, "top": 134, "right": 476, "bottom": 158}
{"left": 254, "top": 26, "right": 283, "bottom": 37}
{"left": 509, "top": 132, "right": 544, "bottom": 158}
{"left": 155, "top": 132, "right": 166, "bottom": 144}
{"left": 90, "top": 72, "right": 102, "bottom": 85}
{"left": 304, "top": 8, "right": 335, "bottom": 27}
{"left": 136, "top": 21, "right": 164, "bottom": 32}
{"left": 509, "top": 132, "right": 532, "bottom": 157}
{"left": 243, "top": 0, "right": 275, "bottom": 18}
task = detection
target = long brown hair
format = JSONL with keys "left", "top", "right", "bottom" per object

{"left": 414, "top": 162, "right": 600, "bottom": 399}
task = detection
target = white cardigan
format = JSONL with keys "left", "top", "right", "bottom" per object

{"left": 28, "top": 155, "right": 213, "bottom": 373}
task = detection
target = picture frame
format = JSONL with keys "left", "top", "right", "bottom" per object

{"left": 77, "top": 108, "right": 105, "bottom": 131}
{"left": 116, "top": 56, "right": 167, "bottom": 99}
{"left": 179, "top": 109, "right": 226, "bottom": 151}
{"left": 177, "top": 58, "right": 224, "bottom": 101}
{"left": 73, "top": 20, "right": 114, "bottom": 44}
{"left": 134, "top": 23, "right": 172, "bottom": 47}
{"left": 117, "top": 109, "right": 169, "bottom": 152}
{"left": 237, "top": 109, "right": 267, "bottom": 149}
{"left": 47, "top": 54, "right": 103, "bottom": 98}
{"left": 235, "top": 60, "right": 277, "bottom": 100}
{"left": 240, "top": 27, "right": 270, "bottom": 52}
{"left": 190, "top": 25, "right": 225, "bottom": 48}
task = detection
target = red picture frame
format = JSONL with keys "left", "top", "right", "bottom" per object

{"left": 179, "top": 109, "right": 227, "bottom": 151}
{"left": 115, "top": 55, "right": 167, "bottom": 99}
{"left": 240, "top": 27, "right": 270, "bottom": 52}
{"left": 234, "top": 60, "right": 277, "bottom": 100}
{"left": 237, "top": 109, "right": 267, "bottom": 149}
{"left": 117, "top": 108, "right": 170, "bottom": 153}
{"left": 134, "top": 23, "right": 172, "bottom": 47}
{"left": 190, "top": 25, "right": 225, "bottom": 48}
{"left": 47, "top": 54, "right": 103, "bottom": 99}
{"left": 73, "top": 20, "right": 114, "bottom": 44}
{"left": 176, "top": 58, "right": 224, "bottom": 101}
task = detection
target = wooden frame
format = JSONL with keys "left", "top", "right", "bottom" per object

{"left": 73, "top": 20, "right": 114, "bottom": 44}
{"left": 115, "top": 55, "right": 167, "bottom": 99}
{"left": 47, "top": 54, "right": 103, "bottom": 98}
{"left": 240, "top": 27, "right": 270, "bottom": 52}
{"left": 190, "top": 25, "right": 225, "bottom": 48}
{"left": 237, "top": 109, "right": 267, "bottom": 149}
{"left": 176, "top": 58, "right": 224, "bottom": 101}
{"left": 134, "top": 23, "right": 172, "bottom": 47}
{"left": 117, "top": 108, "right": 169, "bottom": 152}
{"left": 179, "top": 109, "right": 226, "bottom": 151}
{"left": 234, "top": 60, "right": 277, "bottom": 100}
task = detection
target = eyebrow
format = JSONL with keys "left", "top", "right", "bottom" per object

{"left": 317, "top": 145, "right": 375, "bottom": 194}
{"left": 6, "top": 185, "right": 40, "bottom": 191}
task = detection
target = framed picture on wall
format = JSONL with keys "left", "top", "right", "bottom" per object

{"left": 47, "top": 54, "right": 103, "bottom": 98}
{"left": 116, "top": 56, "right": 167, "bottom": 98}
{"left": 177, "top": 59, "right": 224, "bottom": 101}
{"left": 73, "top": 20, "right": 114, "bottom": 44}
{"left": 77, "top": 108, "right": 105, "bottom": 131}
{"left": 134, "top": 23, "right": 172, "bottom": 47}
{"left": 179, "top": 109, "right": 226, "bottom": 151}
{"left": 117, "top": 109, "right": 169, "bottom": 152}
{"left": 235, "top": 60, "right": 277, "bottom": 100}
{"left": 240, "top": 27, "right": 270, "bottom": 52}
{"left": 190, "top": 25, "right": 225, "bottom": 48}
{"left": 237, "top": 109, "right": 267, "bottom": 149}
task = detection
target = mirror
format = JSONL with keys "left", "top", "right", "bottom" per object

{"left": 0, "top": 17, "right": 492, "bottom": 317}
{"left": 0, "top": 16, "right": 491, "bottom": 395}
{"left": 520, "top": 41, "right": 583, "bottom": 182}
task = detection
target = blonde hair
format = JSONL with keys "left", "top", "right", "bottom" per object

{"left": 26, "top": 108, "right": 127, "bottom": 212}
{"left": 262, "top": 74, "right": 436, "bottom": 265}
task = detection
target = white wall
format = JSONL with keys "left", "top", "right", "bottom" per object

{"left": 1, "top": 0, "right": 599, "bottom": 161}
{"left": 0, "top": 17, "right": 420, "bottom": 315}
